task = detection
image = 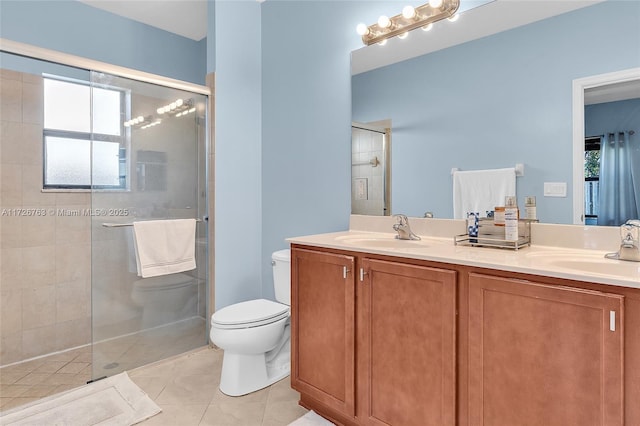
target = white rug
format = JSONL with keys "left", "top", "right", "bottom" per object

{"left": 289, "top": 410, "right": 335, "bottom": 426}
{"left": 0, "top": 372, "right": 161, "bottom": 426}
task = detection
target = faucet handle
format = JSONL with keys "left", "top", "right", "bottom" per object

{"left": 393, "top": 214, "right": 408, "bottom": 225}
{"left": 621, "top": 223, "right": 639, "bottom": 247}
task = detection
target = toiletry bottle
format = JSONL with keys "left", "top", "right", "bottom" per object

{"left": 524, "top": 196, "right": 537, "bottom": 220}
{"left": 494, "top": 206, "right": 505, "bottom": 226}
{"left": 467, "top": 212, "right": 479, "bottom": 243}
{"left": 504, "top": 196, "right": 519, "bottom": 241}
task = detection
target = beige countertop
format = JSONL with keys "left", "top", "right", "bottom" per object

{"left": 288, "top": 230, "right": 640, "bottom": 290}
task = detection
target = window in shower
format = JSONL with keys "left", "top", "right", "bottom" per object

{"left": 43, "top": 76, "right": 128, "bottom": 189}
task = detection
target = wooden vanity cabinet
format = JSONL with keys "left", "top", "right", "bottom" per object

{"left": 291, "top": 244, "right": 631, "bottom": 426}
{"left": 467, "top": 273, "right": 624, "bottom": 426}
{"left": 291, "top": 245, "right": 457, "bottom": 425}
{"left": 290, "top": 247, "right": 357, "bottom": 419}
{"left": 358, "top": 258, "right": 457, "bottom": 426}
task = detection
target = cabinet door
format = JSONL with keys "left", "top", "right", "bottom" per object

{"left": 359, "top": 258, "right": 457, "bottom": 426}
{"left": 291, "top": 247, "right": 356, "bottom": 417}
{"left": 468, "top": 273, "right": 624, "bottom": 426}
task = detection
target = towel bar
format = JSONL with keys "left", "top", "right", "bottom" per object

{"left": 102, "top": 218, "right": 203, "bottom": 228}
{"left": 451, "top": 163, "right": 524, "bottom": 177}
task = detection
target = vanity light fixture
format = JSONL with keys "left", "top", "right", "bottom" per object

{"left": 156, "top": 98, "right": 194, "bottom": 116}
{"left": 357, "top": 0, "right": 460, "bottom": 46}
{"left": 124, "top": 115, "right": 152, "bottom": 128}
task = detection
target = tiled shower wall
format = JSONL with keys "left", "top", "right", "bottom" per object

{"left": 351, "top": 127, "right": 385, "bottom": 216}
{"left": 0, "top": 69, "right": 92, "bottom": 366}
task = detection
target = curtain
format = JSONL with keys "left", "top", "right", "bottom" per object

{"left": 598, "top": 131, "right": 640, "bottom": 226}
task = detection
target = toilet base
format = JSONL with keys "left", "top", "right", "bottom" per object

{"left": 219, "top": 335, "right": 291, "bottom": 396}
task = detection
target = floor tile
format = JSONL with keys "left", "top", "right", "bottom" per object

{"left": 14, "top": 373, "right": 51, "bottom": 386}
{"left": 139, "top": 404, "right": 208, "bottom": 426}
{"left": 155, "top": 373, "right": 219, "bottom": 405}
{"left": 199, "top": 401, "right": 267, "bottom": 426}
{"left": 0, "top": 370, "right": 28, "bottom": 385}
{"left": 0, "top": 346, "right": 312, "bottom": 426}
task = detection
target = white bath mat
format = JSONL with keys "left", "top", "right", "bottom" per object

{"left": 288, "top": 410, "right": 335, "bottom": 426}
{"left": 0, "top": 372, "right": 161, "bottom": 426}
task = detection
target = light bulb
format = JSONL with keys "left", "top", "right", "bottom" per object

{"left": 402, "top": 5, "right": 416, "bottom": 19}
{"left": 176, "top": 99, "right": 183, "bottom": 107}
{"left": 157, "top": 107, "right": 164, "bottom": 114}
{"left": 429, "top": 0, "right": 443, "bottom": 8}
{"left": 422, "top": 23, "right": 433, "bottom": 31}
{"left": 137, "top": 116, "right": 144, "bottom": 123}
{"left": 356, "top": 23, "right": 369, "bottom": 36}
{"left": 378, "top": 39, "right": 387, "bottom": 46}
{"left": 448, "top": 13, "right": 459, "bottom": 22}
{"left": 398, "top": 32, "right": 408, "bottom": 39}
{"left": 377, "top": 15, "right": 391, "bottom": 29}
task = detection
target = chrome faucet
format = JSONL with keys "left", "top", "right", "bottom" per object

{"left": 606, "top": 219, "right": 640, "bottom": 262}
{"left": 392, "top": 214, "right": 421, "bottom": 240}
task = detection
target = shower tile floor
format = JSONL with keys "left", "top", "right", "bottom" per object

{"left": 1, "top": 332, "right": 309, "bottom": 425}
{"left": 0, "top": 346, "right": 92, "bottom": 411}
{"left": 1, "top": 317, "right": 208, "bottom": 411}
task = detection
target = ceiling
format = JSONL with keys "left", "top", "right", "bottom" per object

{"left": 78, "top": 0, "right": 620, "bottom": 80}
{"left": 75, "top": 1, "right": 638, "bottom": 108}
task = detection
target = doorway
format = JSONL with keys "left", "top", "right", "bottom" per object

{"left": 351, "top": 122, "right": 391, "bottom": 216}
{"left": 572, "top": 67, "right": 640, "bottom": 224}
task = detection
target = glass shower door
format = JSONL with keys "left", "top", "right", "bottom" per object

{"left": 89, "top": 71, "right": 209, "bottom": 379}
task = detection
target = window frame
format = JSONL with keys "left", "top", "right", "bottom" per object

{"left": 42, "top": 75, "right": 129, "bottom": 190}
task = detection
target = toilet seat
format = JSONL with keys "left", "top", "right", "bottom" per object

{"left": 212, "top": 299, "right": 289, "bottom": 330}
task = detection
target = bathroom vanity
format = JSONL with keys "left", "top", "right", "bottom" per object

{"left": 288, "top": 223, "right": 640, "bottom": 426}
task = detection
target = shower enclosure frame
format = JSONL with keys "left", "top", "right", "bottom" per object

{"left": 0, "top": 38, "right": 214, "bottom": 378}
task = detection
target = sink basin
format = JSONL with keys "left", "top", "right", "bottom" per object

{"left": 526, "top": 251, "right": 640, "bottom": 278}
{"left": 335, "top": 234, "right": 429, "bottom": 249}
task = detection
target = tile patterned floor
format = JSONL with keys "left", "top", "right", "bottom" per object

{"left": 130, "top": 347, "right": 309, "bottom": 425}
{"left": 0, "top": 346, "right": 93, "bottom": 411}
{"left": 1, "top": 346, "right": 309, "bottom": 425}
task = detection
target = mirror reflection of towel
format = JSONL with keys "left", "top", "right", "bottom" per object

{"left": 453, "top": 168, "right": 516, "bottom": 219}
{"left": 132, "top": 219, "right": 196, "bottom": 278}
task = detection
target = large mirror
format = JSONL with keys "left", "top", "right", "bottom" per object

{"left": 351, "top": 0, "right": 640, "bottom": 225}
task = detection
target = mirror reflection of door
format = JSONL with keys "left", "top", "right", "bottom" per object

{"left": 351, "top": 121, "right": 391, "bottom": 216}
{"left": 584, "top": 80, "right": 640, "bottom": 226}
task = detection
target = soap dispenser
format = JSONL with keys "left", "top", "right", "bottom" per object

{"left": 504, "top": 196, "right": 519, "bottom": 241}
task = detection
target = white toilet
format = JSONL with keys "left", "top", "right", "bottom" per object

{"left": 210, "top": 249, "right": 291, "bottom": 396}
{"left": 131, "top": 273, "right": 200, "bottom": 328}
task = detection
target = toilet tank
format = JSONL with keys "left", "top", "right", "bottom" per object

{"left": 272, "top": 249, "right": 291, "bottom": 305}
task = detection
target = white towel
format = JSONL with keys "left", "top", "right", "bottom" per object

{"left": 132, "top": 219, "right": 197, "bottom": 278}
{"left": 453, "top": 168, "right": 516, "bottom": 219}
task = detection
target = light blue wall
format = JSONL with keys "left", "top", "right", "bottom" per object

{"left": 352, "top": 1, "right": 640, "bottom": 224}
{"left": 207, "top": 0, "right": 216, "bottom": 74}
{"left": 586, "top": 99, "right": 640, "bottom": 137}
{"left": 214, "top": 1, "right": 263, "bottom": 309}
{"left": 0, "top": 0, "right": 206, "bottom": 84}
{"left": 260, "top": 1, "right": 365, "bottom": 300}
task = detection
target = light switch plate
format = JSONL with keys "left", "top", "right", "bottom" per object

{"left": 544, "top": 182, "right": 567, "bottom": 197}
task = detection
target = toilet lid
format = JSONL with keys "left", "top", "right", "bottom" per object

{"left": 212, "top": 299, "right": 289, "bottom": 329}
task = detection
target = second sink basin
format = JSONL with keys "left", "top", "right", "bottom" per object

{"left": 526, "top": 251, "right": 640, "bottom": 278}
